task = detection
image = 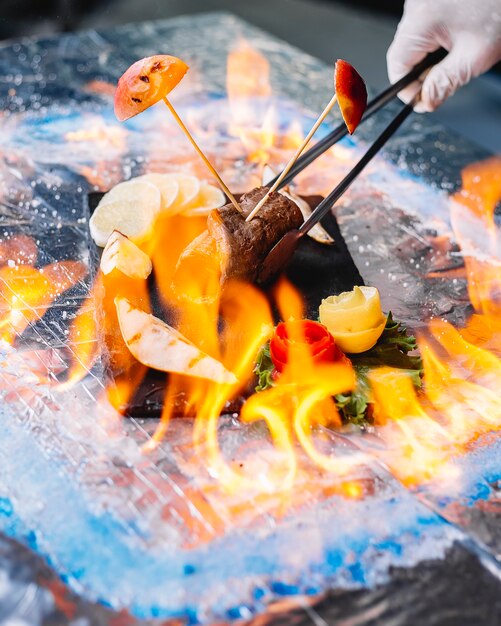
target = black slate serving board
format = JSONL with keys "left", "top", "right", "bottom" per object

{"left": 88, "top": 192, "right": 363, "bottom": 417}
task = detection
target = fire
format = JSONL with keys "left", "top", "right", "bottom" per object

{"left": 452, "top": 157, "right": 501, "bottom": 352}
{"left": 0, "top": 234, "right": 94, "bottom": 386}
{"left": 99, "top": 258, "right": 151, "bottom": 411}
{"left": 54, "top": 151, "right": 500, "bottom": 512}
{"left": 57, "top": 290, "right": 99, "bottom": 390}
{"left": 227, "top": 39, "right": 276, "bottom": 166}
{"left": 226, "top": 39, "right": 272, "bottom": 102}
{"left": 270, "top": 280, "right": 363, "bottom": 477}
{"left": 149, "top": 243, "right": 362, "bottom": 502}
{"left": 136, "top": 208, "right": 362, "bottom": 504}
{"left": 64, "top": 116, "right": 127, "bottom": 190}
{"left": 367, "top": 157, "right": 501, "bottom": 487}
{"left": 65, "top": 124, "right": 127, "bottom": 150}
{"left": 226, "top": 39, "right": 304, "bottom": 171}
{"left": 217, "top": 277, "right": 360, "bottom": 494}
{"left": 0, "top": 258, "right": 86, "bottom": 345}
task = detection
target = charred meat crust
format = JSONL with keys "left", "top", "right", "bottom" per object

{"left": 207, "top": 187, "right": 303, "bottom": 282}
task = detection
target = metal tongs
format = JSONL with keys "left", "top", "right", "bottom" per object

{"left": 257, "top": 49, "right": 446, "bottom": 284}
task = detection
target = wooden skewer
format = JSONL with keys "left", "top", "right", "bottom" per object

{"left": 163, "top": 97, "right": 243, "bottom": 214}
{"left": 246, "top": 92, "right": 338, "bottom": 222}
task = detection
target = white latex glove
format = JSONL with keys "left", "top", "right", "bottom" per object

{"left": 387, "top": 0, "right": 501, "bottom": 112}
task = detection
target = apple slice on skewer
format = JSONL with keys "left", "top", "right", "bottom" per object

{"left": 334, "top": 59, "right": 367, "bottom": 135}
{"left": 114, "top": 55, "right": 188, "bottom": 121}
{"left": 115, "top": 297, "right": 238, "bottom": 384}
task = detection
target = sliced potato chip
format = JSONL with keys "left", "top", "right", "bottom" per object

{"left": 115, "top": 296, "right": 238, "bottom": 384}
{"left": 100, "top": 231, "right": 152, "bottom": 279}
{"left": 97, "top": 179, "right": 161, "bottom": 214}
{"left": 162, "top": 173, "right": 200, "bottom": 208}
{"left": 90, "top": 199, "right": 157, "bottom": 247}
{"left": 182, "top": 183, "right": 226, "bottom": 216}
{"left": 136, "top": 173, "right": 179, "bottom": 213}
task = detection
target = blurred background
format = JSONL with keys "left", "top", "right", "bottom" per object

{"left": 0, "top": 0, "right": 500, "bottom": 152}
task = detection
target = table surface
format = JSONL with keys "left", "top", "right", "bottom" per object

{"left": 0, "top": 11, "right": 500, "bottom": 626}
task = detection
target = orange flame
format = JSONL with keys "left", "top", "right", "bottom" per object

{"left": 65, "top": 116, "right": 127, "bottom": 190}
{"left": 226, "top": 39, "right": 304, "bottom": 170}
{"left": 74, "top": 155, "right": 498, "bottom": 506}
{"left": 58, "top": 291, "right": 99, "bottom": 390}
{"left": 227, "top": 39, "right": 272, "bottom": 102}
{"left": 366, "top": 157, "right": 501, "bottom": 487}
{"left": 452, "top": 157, "right": 501, "bottom": 351}
{"left": 65, "top": 124, "right": 127, "bottom": 150}
{"left": 151, "top": 244, "right": 361, "bottom": 501}
{"left": 100, "top": 262, "right": 150, "bottom": 411}
{"left": 0, "top": 260, "right": 87, "bottom": 345}
{"left": 166, "top": 275, "right": 366, "bottom": 534}
{"left": 227, "top": 39, "right": 275, "bottom": 165}
{"left": 75, "top": 157, "right": 499, "bottom": 509}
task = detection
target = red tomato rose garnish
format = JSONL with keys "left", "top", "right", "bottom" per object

{"left": 269, "top": 319, "right": 347, "bottom": 374}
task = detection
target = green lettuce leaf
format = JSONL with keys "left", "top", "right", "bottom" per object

{"left": 254, "top": 343, "right": 275, "bottom": 392}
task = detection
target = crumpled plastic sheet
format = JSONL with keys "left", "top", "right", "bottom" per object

{"left": 0, "top": 11, "right": 499, "bottom": 626}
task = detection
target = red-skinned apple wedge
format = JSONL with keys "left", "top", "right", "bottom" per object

{"left": 335, "top": 59, "right": 368, "bottom": 134}
{"left": 114, "top": 55, "right": 189, "bottom": 121}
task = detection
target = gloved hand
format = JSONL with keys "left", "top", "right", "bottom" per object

{"left": 387, "top": 0, "right": 501, "bottom": 112}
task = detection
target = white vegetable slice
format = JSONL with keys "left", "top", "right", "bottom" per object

{"left": 100, "top": 231, "right": 152, "bottom": 279}
{"left": 175, "top": 174, "right": 201, "bottom": 207}
{"left": 282, "top": 189, "right": 335, "bottom": 245}
{"left": 136, "top": 173, "right": 179, "bottom": 213}
{"left": 97, "top": 179, "right": 161, "bottom": 214}
{"left": 182, "top": 183, "right": 226, "bottom": 216}
{"left": 115, "top": 297, "right": 238, "bottom": 384}
{"left": 155, "top": 173, "right": 200, "bottom": 209}
{"left": 89, "top": 198, "right": 157, "bottom": 247}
